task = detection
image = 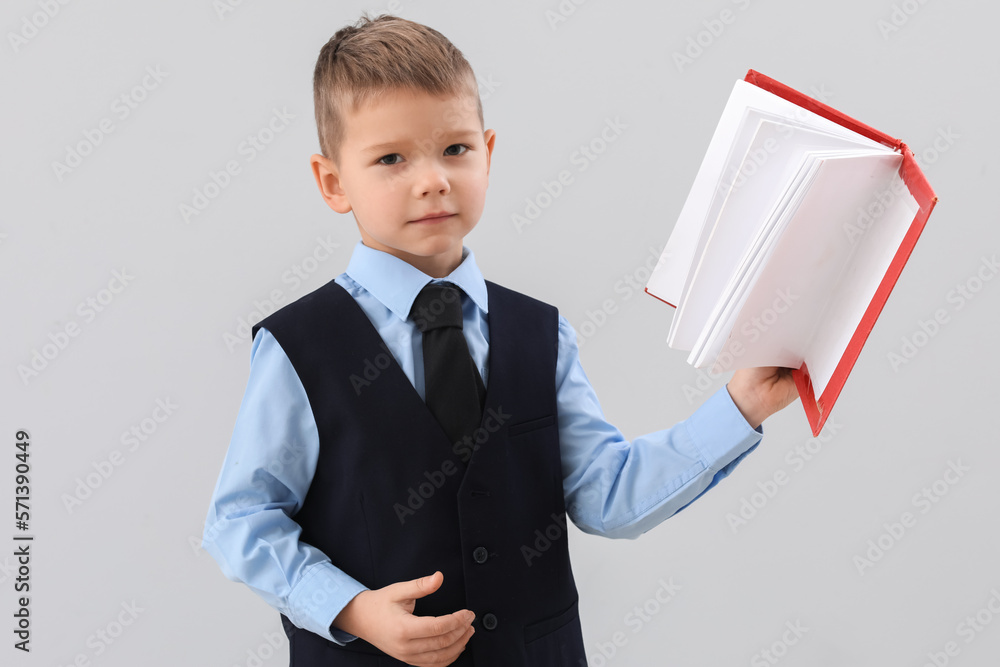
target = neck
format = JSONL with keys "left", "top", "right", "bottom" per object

{"left": 410, "top": 250, "right": 463, "bottom": 278}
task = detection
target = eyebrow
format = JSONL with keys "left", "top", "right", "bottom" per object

{"left": 362, "top": 130, "right": 481, "bottom": 155}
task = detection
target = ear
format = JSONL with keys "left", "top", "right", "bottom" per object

{"left": 483, "top": 129, "right": 496, "bottom": 178}
{"left": 310, "top": 153, "right": 352, "bottom": 214}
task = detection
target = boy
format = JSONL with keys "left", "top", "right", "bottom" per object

{"left": 202, "top": 13, "right": 797, "bottom": 667}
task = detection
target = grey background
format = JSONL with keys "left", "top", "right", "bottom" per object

{"left": 3, "top": 0, "right": 998, "bottom": 665}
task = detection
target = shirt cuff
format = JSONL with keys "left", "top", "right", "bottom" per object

{"left": 685, "top": 385, "right": 763, "bottom": 472}
{"left": 286, "top": 562, "right": 369, "bottom": 645}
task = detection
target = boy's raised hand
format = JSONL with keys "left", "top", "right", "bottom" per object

{"left": 726, "top": 366, "right": 800, "bottom": 429}
{"left": 332, "top": 570, "right": 475, "bottom": 666}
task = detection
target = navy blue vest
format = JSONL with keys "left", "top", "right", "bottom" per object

{"left": 251, "top": 277, "right": 586, "bottom": 666}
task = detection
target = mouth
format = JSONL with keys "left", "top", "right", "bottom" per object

{"left": 409, "top": 212, "right": 456, "bottom": 223}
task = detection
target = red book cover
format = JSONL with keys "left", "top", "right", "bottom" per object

{"left": 647, "top": 70, "right": 939, "bottom": 436}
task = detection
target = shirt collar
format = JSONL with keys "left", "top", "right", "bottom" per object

{"left": 345, "top": 240, "right": 489, "bottom": 321}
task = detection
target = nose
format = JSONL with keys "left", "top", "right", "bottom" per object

{"left": 412, "top": 159, "right": 450, "bottom": 198}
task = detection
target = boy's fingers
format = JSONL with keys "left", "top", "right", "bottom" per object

{"left": 405, "top": 609, "right": 475, "bottom": 640}
{"left": 404, "top": 626, "right": 474, "bottom": 667}
{"left": 405, "top": 620, "right": 475, "bottom": 656}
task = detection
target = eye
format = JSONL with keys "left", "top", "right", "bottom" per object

{"left": 444, "top": 144, "right": 470, "bottom": 156}
{"left": 377, "top": 153, "right": 402, "bottom": 166}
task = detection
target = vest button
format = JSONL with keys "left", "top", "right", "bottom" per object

{"left": 482, "top": 613, "right": 498, "bottom": 631}
{"left": 472, "top": 546, "right": 489, "bottom": 564}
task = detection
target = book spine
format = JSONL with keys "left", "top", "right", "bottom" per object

{"left": 744, "top": 69, "right": 903, "bottom": 151}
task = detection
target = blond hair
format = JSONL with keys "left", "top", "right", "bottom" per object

{"left": 313, "top": 13, "right": 483, "bottom": 163}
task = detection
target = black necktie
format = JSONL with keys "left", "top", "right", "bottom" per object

{"left": 409, "top": 282, "right": 486, "bottom": 447}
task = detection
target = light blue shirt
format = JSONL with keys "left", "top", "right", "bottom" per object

{"left": 202, "top": 240, "right": 762, "bottom": 645}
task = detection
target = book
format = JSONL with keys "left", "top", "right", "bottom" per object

{"left": 644, "top": 69, "right": 938, "bottom": 436}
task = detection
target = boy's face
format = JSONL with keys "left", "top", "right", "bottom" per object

{"left": 311, "top": 87, "right": 495, "bottom": 278}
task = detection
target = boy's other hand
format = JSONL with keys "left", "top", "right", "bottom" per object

{"left": 332, "top": 570, "right": 475, "bottom": 666}
{"left": 726, "top": 367, "right": 799, "bottom": 430}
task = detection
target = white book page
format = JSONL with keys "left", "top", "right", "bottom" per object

{"left": 670, "top": 110, "right": 881, "bottom": 314}
{"left": 801, "top": 173, "right": 919, "bottom": 395}
{"left": 702, "top": 153, "right": 906, "bottom": 389}
{"left": 669, "top": 118, "right": 892, "bottom": 353}
{"left": 690, "top": 154, "right": 828, "bottom": 367}
{"left": 647, "top": 79, "right": 890, "bottom": 309}
{"left": 668, "top": 116, "right": 800, "bottom": 349}
{"left": 699, "top": 148, "right": 884, "bottom": 349}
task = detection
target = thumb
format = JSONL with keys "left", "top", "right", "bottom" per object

{"left": 390, "top": 571, "right": 444, "bottom": 603}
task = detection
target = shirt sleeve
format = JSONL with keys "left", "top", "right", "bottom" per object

{"left": 201, "top": 328, "right": 367, "bottom": 644}
{"left": 555, "top": 315, "right": 763, "bottom": 540}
